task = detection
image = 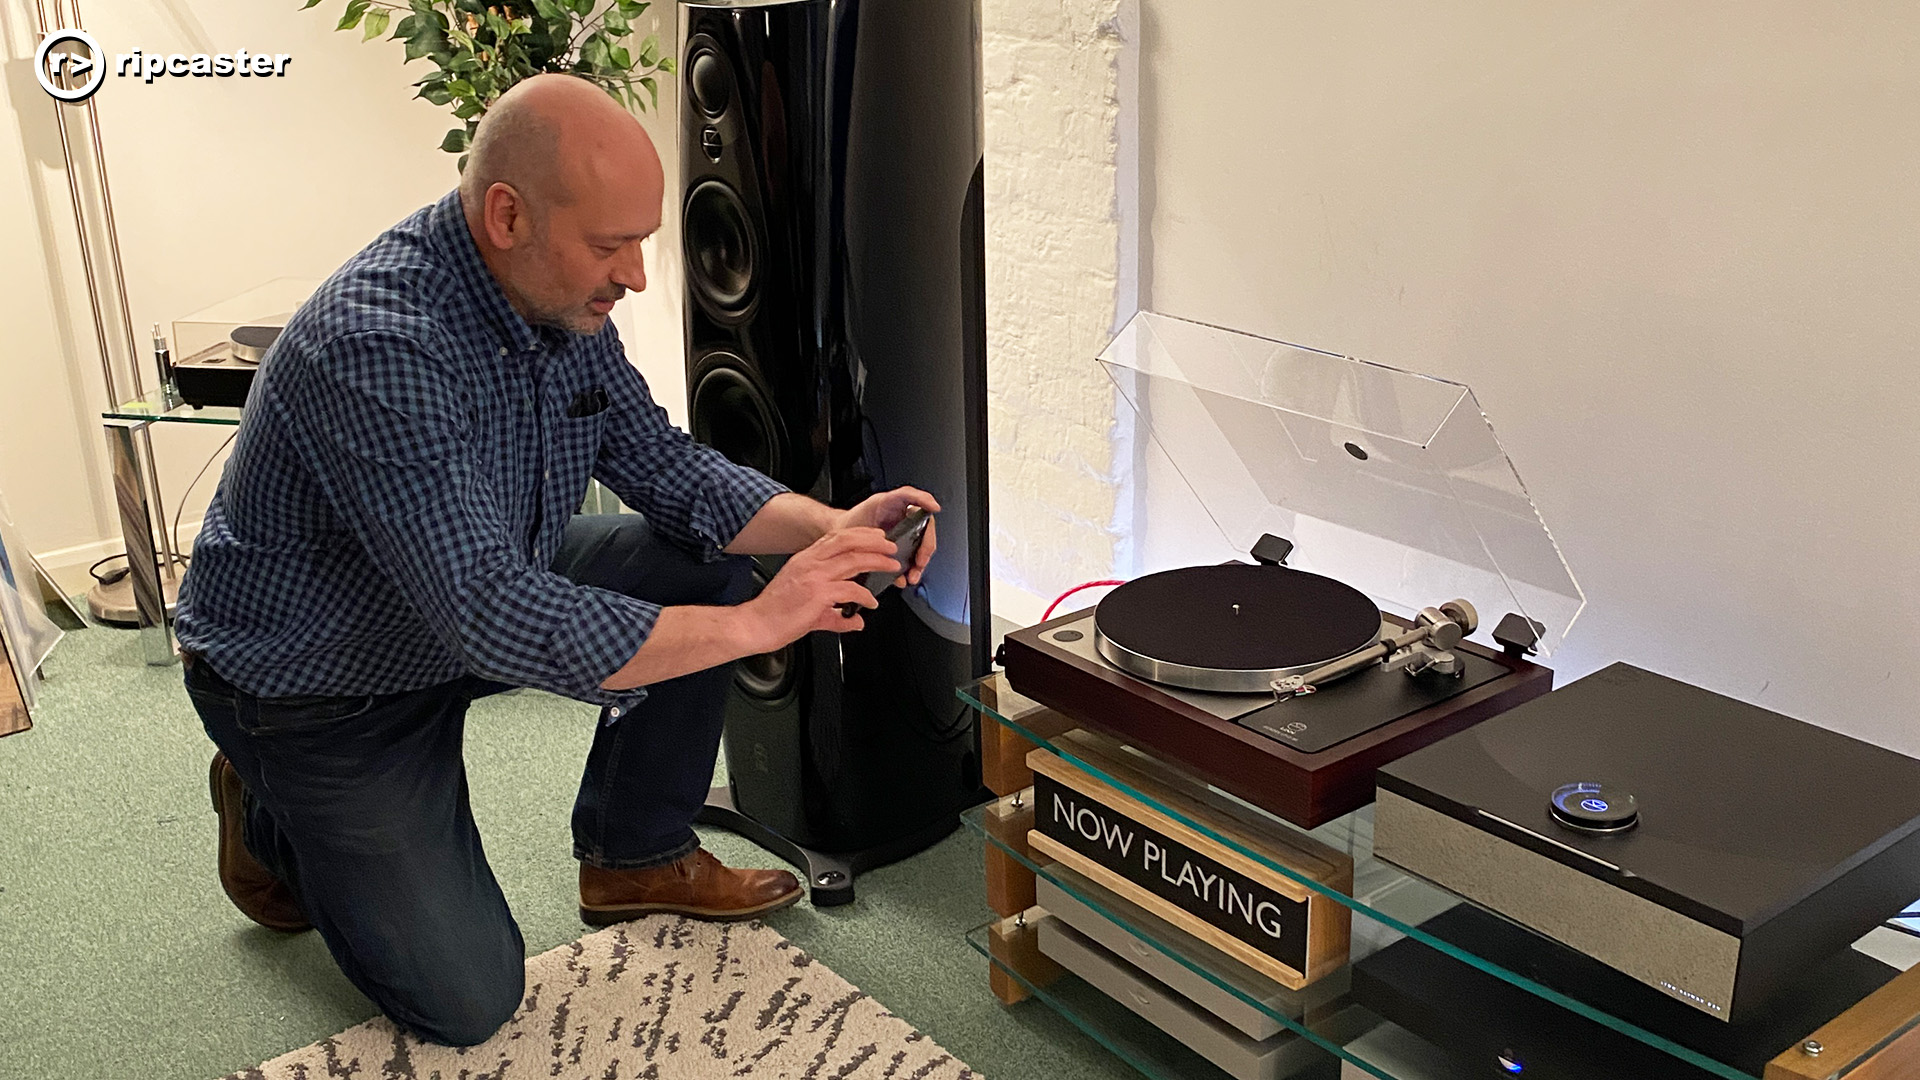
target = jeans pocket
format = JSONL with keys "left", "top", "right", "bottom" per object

{"left": 185, "top": 685, "right": 238, "bottom": 721}
{"left": 239, "top": 693, "right": 378, "bottom": 735}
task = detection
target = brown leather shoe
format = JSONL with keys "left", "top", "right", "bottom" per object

{"left": 208, "top": 753, "right": 310, "bottom": 932}
{"left": 579, "top": 848, "right": 803, "bottom": 925}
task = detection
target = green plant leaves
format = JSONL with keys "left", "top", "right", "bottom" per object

{"left": 579, "top": 33, "right": 610, "bottom": 69}
{"left": 302, "top": 0, "right": 678, "bottom": 155}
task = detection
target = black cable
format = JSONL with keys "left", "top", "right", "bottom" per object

{"left": 87, "top": 550, "right": 186, "bottom": 587}
{"left": 88, "top": 552, "right": 129, "bottom": 584}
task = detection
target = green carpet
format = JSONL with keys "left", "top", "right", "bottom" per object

{"left": 0, "top": 623, "right": 1135, "bottom": 1080}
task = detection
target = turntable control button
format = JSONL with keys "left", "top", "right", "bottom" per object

{"left": 1053, "top": 629, "right": 1084, "bottom": 642}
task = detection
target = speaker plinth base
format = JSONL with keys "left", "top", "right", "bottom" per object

{"left": 696, "top": 783, "right": 963, "bottom": 907}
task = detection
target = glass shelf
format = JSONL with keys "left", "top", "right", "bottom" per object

{"left": 102, "top": 387, "right": 242, "bottom": 427}
{"left": 967, "top": 918, "right": 1343, "bottom": 1080}
{"left": 960, "top": 673, "right": 1903, "bottom": 1080}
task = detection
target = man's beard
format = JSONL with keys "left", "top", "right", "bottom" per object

{"left": 525, "top": 299, "right": 595, "bottom": 334}
{"left": 524, "top": 290, "right": 623, "bottom": 335}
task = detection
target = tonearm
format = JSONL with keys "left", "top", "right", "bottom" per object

{"left": 1271, "top": 599, "right": 1478, "bottom": 697}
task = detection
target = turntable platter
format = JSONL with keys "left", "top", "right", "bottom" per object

{"left": 1094, "top": 564, "right": 1382, "bottom": 693}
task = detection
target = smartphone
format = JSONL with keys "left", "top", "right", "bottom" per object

{"left": 840, "top": 505, "right": 932, "bottom": 618}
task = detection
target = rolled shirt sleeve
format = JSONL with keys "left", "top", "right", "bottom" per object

{"left": 285, "top": 329, "right": 655, "bottom": 705}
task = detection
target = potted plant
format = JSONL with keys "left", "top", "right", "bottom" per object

{"left": 303, "top": 0, "right": 675, "bottom": 166}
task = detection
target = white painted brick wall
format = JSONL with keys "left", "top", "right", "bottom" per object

{"left": 982, "top": 0, "right": 1128, "bottom": 620}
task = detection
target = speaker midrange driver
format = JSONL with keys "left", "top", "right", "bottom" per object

{"left": 683, "top": 180, "right": 757, "bottom": 319}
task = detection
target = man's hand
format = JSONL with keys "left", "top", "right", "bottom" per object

{"left": 738, "top": 527, "right": 903, "bottom": 648}
{"left": 835, "top": 487, "right": 940, "bottom": 587}
{"left": 601, "top": 495, "right": 935, "bottom": 691}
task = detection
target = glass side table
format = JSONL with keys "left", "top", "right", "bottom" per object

{"left": 99, "top": 386, "right": 629, "bottom": 666}
{"left": 959, "top": 672, "right": 1920, "bottom": 1080}
{"left": 100, "top": 390, "right": 242, "bottom": 665}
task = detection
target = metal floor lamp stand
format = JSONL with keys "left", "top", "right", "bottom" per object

{"left": 36, "top": 0, "right": 184, "bottom": 662}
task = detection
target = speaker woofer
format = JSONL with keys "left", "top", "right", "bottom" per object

{"left": 685, "top": 180, "right": 757, "bottom": 319}
{"left": 736, "top": 566, "right": 800, "bottom": 701}
{"left": 736, "top": 644, "right": 797, "bottom": 699}
{"left": 691, "top": 359, "right": 785, "bottom": 483}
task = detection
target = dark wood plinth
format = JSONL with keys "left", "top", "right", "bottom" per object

{"left": 1001, "top": 607, "right": 1553, "bottom": 829}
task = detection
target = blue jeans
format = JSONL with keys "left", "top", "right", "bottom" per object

{"left": 184, "top": 515, "right": 752, "bottom": 1045}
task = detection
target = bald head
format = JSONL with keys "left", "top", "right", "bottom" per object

{"left": 459, "top": 73, "right": 658, "bottom": 215}
{"left": 458, "top": 74, "right": 665, "bottom": 335}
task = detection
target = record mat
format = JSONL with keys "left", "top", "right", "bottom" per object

{"left": 1095, "top": 564, "right": 1382, "bottom": 690}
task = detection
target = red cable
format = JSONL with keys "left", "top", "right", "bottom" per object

{"left": 1041, "top": 579, "right": 1127, "bottom": 622}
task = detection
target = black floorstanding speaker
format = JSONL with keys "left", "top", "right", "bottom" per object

{"left": 679, "top": 0, "right": 990, "bottom": 905}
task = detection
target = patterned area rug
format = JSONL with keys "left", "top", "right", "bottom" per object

{"left": 223, "top": 917, "right": 979, "bottom": 1080}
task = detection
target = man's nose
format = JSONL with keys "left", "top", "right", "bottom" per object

{"left": 612, "top": 242, "right": 647, "bottom": 293}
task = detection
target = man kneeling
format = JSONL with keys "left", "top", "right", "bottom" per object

{"left": 175, "top": 74, "right": 936, "bottom": 1047}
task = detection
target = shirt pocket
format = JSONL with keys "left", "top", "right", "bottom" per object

{"left": 553, "top": 410, "right": 606, "bottom": 496}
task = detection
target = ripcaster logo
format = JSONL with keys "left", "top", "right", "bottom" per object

{"left": 36, "top": 27, "right": 293, "bottom": 104}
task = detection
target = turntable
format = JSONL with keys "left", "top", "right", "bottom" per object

{"left": 169, "top": 278, "right": 311, "bottom": 409}
{"left": 1001, "top": 313, "right": 1584, "bottom": 828}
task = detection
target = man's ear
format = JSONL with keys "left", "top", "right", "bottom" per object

{"left": 482, "top": 182, "right": 525, "bottom": 250}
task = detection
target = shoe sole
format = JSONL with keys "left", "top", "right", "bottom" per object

{"left": 579, "top": 886, "right": 805, "bottom": 927}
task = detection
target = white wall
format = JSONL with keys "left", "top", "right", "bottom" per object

{"left": 979, "top": 0, "right": 1132, "bottom": 625}
{"left": 0, "top": 0, "right": 683, "bottom": 586}
{"left": 1137, "top": 2, "right": 1920, "bottom": 750}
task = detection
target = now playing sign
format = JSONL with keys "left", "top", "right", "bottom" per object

{"left": 1026, "top": 731, "right": 1351, "bottom": 990}
{"left": 1034, "top": 771, "right": 1309, "bottom": 973}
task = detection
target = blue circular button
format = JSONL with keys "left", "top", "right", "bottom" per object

{"left": 1550, "top": 783, "right": 1639, "bottom": 832}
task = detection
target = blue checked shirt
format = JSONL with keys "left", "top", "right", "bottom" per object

{"left": 175, "top": 191, "right": 787, "bottom": 708}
